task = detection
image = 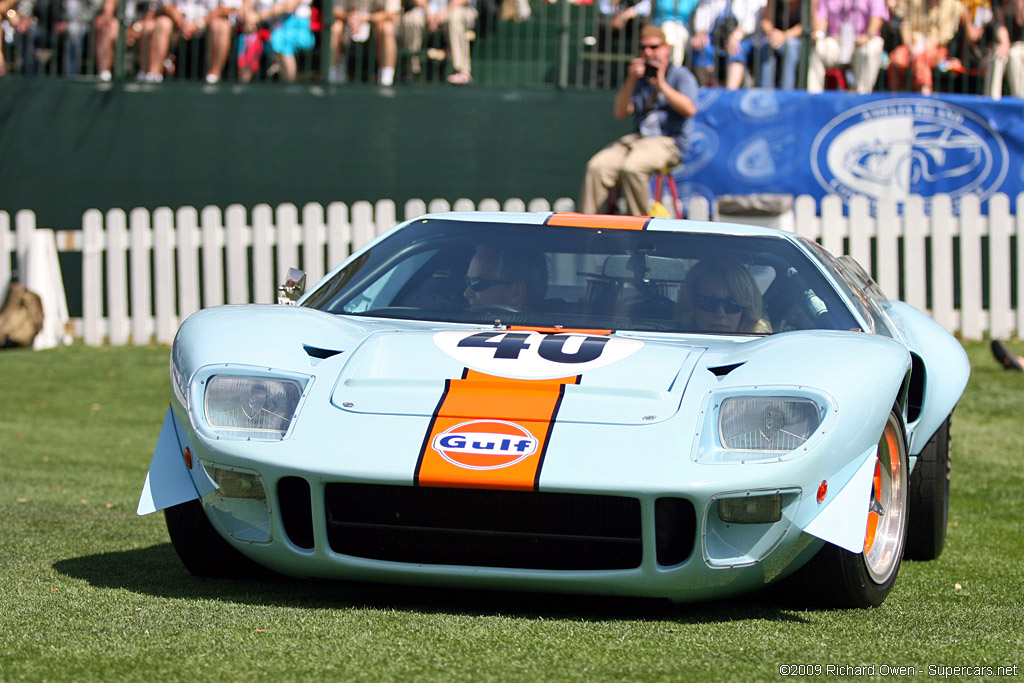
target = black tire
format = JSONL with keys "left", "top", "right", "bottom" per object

{"left": 781, "top": 410, "right": 909, "bottom": 609}
{"left": 164, "top": 499, "right": 273, "bottom": 579}
{"left": 904, "top": 414, "right": 952, "bottom": 561}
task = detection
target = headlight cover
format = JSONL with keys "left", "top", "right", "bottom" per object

{"left": 202, "top": 373, "right": 307, "bottom": 440}
{"left": 719, "top": 397, "right": 822, "bottom": 452}
{"left": 693, "top": 389, "right": 832, "bottom": 464}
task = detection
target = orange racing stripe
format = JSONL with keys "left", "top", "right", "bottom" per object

{"left": 415, "top": 369, "right": 580, "bottom": 491}
{"left": 544, "top": 213, "right": 651, "bottom": 230}
{"left": 508, "top": 326, "right": 612, "bottom": 335}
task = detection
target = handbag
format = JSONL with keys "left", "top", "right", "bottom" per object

{"left": 712, "top": 2, "right": 738, "bottom": 52}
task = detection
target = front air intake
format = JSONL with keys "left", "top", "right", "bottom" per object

{"left": 324, "top": 483, "right": 642, "bottom": 570}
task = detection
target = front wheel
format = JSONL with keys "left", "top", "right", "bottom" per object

{"left": 785, "top": 410, "right": 909, "bottom": 608}
{"left": 904, "top": 415, "right": 952, "bottom": 560}
{"left": 164, "top": 498, "right": 273, "bottom": 579}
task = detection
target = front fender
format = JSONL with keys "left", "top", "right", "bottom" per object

{"left": 885, "top": 301, "right": 969, "bottom": 453}
{"left": 137, "top": 406, "right": 207, "bottom": 515}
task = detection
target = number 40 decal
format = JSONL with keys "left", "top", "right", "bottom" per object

{"left": 457, "top": 332, "right": 609, "bottom": 363}
{"left": 434, "top": 330, "right": 644, "bottom": 379}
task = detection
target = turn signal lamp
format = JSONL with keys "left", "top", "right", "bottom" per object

{"left": 717, "top": 493, "right": 783, "bottom": 524}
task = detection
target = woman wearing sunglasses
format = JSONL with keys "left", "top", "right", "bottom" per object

{"left": 678, "top": 259, "right": 772, "bottom": 334}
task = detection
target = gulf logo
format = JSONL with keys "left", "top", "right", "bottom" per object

{"left": 431, "top": 419, "right": 539, "bottom": 471}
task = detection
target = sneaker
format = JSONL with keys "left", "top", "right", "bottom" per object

{"left": 991, "top": 340, "right": 1023, "bottom": 371}
{"left": 205, "top": 73, "right": 219, "bottom": 84}
{"left": 99, "top": 70, "right": 112, "bottom": 81}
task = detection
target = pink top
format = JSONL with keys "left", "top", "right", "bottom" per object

{"left": 814, "top": 0, "right": 890, "bottom": 34}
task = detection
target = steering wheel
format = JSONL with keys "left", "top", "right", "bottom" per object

{"left": 469, "top": 304, "right": 520, "bottom": 313}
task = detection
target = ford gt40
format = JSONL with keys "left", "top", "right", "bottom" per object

{"left": 138, "top": 212, "right": 969, "bottom": 607}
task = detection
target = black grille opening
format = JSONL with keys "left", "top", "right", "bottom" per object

{"left": 655, "top": 497, "right": 697, "bottom": 566}
{"left": 278, "top": 476, "right": 315, "bottom": 549}
{"left": 324, "top": 483, "right": 642, "bottom": 570}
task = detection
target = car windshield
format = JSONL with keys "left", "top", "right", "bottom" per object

{"left": 302, "top": 218, "right": 861, "bottom": 335}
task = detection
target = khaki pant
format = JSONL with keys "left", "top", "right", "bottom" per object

{"left": 402, "top": 5, "right": 478, "bottom": 75}
{"left": 806, "top": 35, "right": 884, "bottom": 94}
{"left": 984, "top": 42, "right": 1024, "bottom": 99}
{"left": 579, "top": 133, "right": 680, "bottom": 216}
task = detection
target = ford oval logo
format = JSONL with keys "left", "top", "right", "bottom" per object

{"left": 431, "top": 420, "right": 539, "bottom": 471}
{"left": 811, "top": 98, "right": 1008, "bottom": 210}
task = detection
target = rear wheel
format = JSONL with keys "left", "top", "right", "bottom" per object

{"left": 164, "top": 499, "right": 273, "bottom": 578}
{"left": 905, "top": 415, "right": 952, "bottom": 560}
{"left": 786, "top": 410, "right": 909, "bottom": 608}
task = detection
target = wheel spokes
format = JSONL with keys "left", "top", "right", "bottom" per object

{"left": 863, "top": 418, "right": 906, "bottom": 584}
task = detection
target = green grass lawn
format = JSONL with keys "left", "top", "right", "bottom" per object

{"left": 1, "top": 342, "right": 1022, "bottom": 681}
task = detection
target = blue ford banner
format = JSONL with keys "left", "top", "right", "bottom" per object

{"left": 678, "top": 89, "right": 1022, "bottom": 214}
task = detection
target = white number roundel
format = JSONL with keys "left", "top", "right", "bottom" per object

{"left": 433, "top": 331, "right": 643, "bottom": 379}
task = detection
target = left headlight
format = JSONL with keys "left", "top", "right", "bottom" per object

{"left": 693, "top": 391, "right": 830, "bottom": 464}
{"left": 204, "top": 375, "right": 304, "bottom": 440}
{"left": 718, "top": 397, "right": 822, "bottom": 453}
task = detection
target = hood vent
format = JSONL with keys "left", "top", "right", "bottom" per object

{"left": 708, "top": 362, "right": 744, "bottom": 378}
{"left": 303, "top": 344, "right": 344, "bottom": 360}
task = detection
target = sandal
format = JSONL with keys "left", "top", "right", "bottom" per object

{"left": 447, "top": 71, "right": 473, "bottom": 85}
{"left": 991, "top": 340, "right": 1023, "bottom": 371}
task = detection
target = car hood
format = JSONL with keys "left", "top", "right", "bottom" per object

{"left": 173, "top": 306, "right": 910, "bottom": 431}
{"left": 332, "top": 328, "right": 706, "bottom": 426}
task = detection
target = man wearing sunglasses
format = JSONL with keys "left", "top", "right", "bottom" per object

{"left": 579, "top": 24, "right": 700, "bottom": 217}
{"left": 463, "top": 244, "right": 547, "bottom": 311}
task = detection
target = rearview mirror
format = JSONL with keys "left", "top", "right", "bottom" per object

{"left": 277, "top": 268, "right": 306, "bottom": 305}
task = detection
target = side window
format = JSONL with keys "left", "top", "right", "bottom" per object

{"left": 342, "top": 251, "right": 435, "bottom": 313}
{"left": 834, "top": 255, "right": 895, "bottom": 337}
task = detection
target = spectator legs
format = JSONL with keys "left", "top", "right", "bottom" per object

{"left": 807, "top": 37, "right": 842, "bottom": 93}
{"left": 402, "top": 8, "right": 426, "bottom": 77}
{"left": 777, "top": 38, "right": 801, "bottom": 90}
{"left": 447, "top": 5, "right": 478, "bottom": 78}
{"left": 94, "top": 12, "right": 118, "bottom": 80}
{"left": 984, "top": 50, "right": 1007, "bottom": 98}
{"left": 758, "top": 42, "right": 778, "bottom": 88}
{"left": 889, "top": 44, "right": 946, "bottom": 94}
{"left": 660, "top": 21, "right": 690, "bottom": 67}
{"left": 375, "top": 17, "right": 397, "bottom": 85}
{"left": 206, "top": 15, "right": 231, "bottom": 82}
{"left": 580, "top": 134, "right": 679, "bottom": 217}
{"left": 147, "top": 15, "right": 174, "bottom": 80}
{"left": 851, "top": 36, "right": 883, "bottom": 93}
{"left": 1007, "top": 42, "right": 1024, "bottom": 97}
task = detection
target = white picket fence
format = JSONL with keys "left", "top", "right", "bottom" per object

{"left": 3, "top": 193, "right": 1024, "bottom": 345}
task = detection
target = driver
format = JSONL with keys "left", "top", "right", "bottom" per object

{"left": 463, "top": 244, "right": 547, "bottom": 311}
{"left": 677, "top": 259, "right": 772, "bottom": 333}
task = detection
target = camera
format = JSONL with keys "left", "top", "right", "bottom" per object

{"left": 644, "top": 61, "right": 659, "bottom": 79}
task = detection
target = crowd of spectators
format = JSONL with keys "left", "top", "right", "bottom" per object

{"left": 1, "top": 0, "right": 1022, "bottom": 97}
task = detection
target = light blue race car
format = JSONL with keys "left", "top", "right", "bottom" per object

{"left": 138, "top": 212, "right": 969, "bottom": 608}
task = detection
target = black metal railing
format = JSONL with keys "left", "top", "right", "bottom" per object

{"left": 0, "top": 0, "right": 1012, "bottom": 96}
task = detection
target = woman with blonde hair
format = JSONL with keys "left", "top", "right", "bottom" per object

{"left": 678, "top": 259, "right": 772, "bottom": 333}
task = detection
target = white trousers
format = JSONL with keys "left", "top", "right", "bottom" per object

{"left": 984, "top": 42, "right": 1024, "bottom": 99}
{"left": 806, "top": 35, "right": 884, "bottom": 94}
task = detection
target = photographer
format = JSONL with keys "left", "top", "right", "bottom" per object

{"left": 579, "top": 25, "right": 699, "bottom": 216}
